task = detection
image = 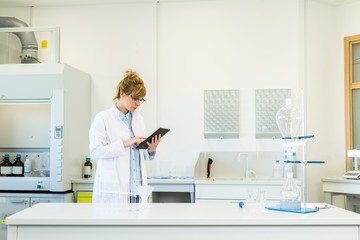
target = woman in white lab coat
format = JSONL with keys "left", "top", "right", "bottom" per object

{"left": 89, "top": 69, "right": 161, "bottom": 204}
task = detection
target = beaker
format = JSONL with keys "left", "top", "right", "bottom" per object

{"left": 128, "top": 185, "right": 154, "bottom": 212}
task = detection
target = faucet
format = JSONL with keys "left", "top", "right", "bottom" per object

{"left": 246, "top": 169, "right": 256, "bottom": 180}
{"left": 239, "top": 153, "right": 256, "bottom": 180}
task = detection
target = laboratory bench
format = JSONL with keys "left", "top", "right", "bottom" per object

{"left": 7, "top": 202, "right": 360, "bottom": 240}
{"left": 193, "top": 152, "right": 299, "bottom": 203}
{"left": 72, "top": 178, "right": 195, "bottom": 203}
{"left": 322, "top": 177, "right": 360, "bottom": 212}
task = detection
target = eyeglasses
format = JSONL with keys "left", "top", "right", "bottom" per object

{"left": 130, "top": 95, "right": 145, "bottom": 103}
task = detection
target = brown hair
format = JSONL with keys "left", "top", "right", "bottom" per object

{"left": 113, "top": 69, "right": 146, "bottom": 102}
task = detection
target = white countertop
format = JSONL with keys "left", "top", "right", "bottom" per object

{"left": 322, "top": 177, "right": 360, "bottom": 183}
{"left": 72, "top": 177, "right": 293, "bottom": 185}
{"left": 195, "top": 177, "right": 296, "bottom": 185}
{"left": 72, "top": 178, "right": 194, "bottom": 184}
{"left": 6, "top": 202, "right": 360, "bottom": 226}
{"left": 72, "top": 178, "right": 94, "bottom": 183}
{"left": 322, "top": 177, "right": 360, "bottom": 196}
{"left": 147, "top": 178, "right": 194, "bottom": 184}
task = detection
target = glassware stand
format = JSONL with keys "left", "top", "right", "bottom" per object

{"left": 266, "top": 135, "right": 324, "bottom": 213}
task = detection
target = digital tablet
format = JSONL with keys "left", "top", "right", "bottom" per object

{"left": 136, "top": 128, "right": 170, "bottom": 149}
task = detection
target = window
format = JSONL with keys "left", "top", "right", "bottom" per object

{"left": 345, "top": 34, "right": 360, "bottom": 170}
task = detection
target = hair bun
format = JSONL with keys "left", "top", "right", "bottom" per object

{"left": 124, "top": 69, "right": 139, "bottom": 78}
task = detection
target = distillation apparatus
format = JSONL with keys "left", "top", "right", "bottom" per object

{"left": 267, "top": 98, "right": 324, "bottom": 213}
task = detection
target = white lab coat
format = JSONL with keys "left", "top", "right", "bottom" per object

{"left": 89, "top": 105, "right": 150, "bottom": 204}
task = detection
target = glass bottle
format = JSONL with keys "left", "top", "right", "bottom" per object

{"left": 83, "top": 158, "right": 92, "bottom": 178}
{"left": 12, "top": 154, "right": 24, "bottom": 177}
{"left": 280, "top": 172, "right": 301, "bottom": 209}
{"left": 0, "top": 154, "right": 12, "bottom": 177}
{"left": 24, "top": 154, "right": 32, "bottom": 177}
{"left": 273, "top": 160, "right": 283, "bottom": 179}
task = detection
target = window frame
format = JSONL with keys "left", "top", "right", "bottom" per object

{"left": 345, "top": 34, "right": 360, "bottom": 170}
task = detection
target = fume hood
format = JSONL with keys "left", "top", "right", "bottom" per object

{"left": 0, "top": 63, "right": 91, "bottom": 192}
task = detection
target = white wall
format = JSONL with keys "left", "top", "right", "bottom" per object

{"left": 6, "top": 1, "right": 351, "bottom": 202}
{"left": 305, "top": 0, "right": 360, "bottom": 204}
{"left": 155, "top": 0, "right": 300, "bottom": 177}
{"left": 0, "top": 0, "right": 301, "bottom": 178}
{"left": 333, "top": 0, "right": 360, "bottom": 203}
{"left": 5, "top": 3, "right": 159, "bottom": 132}
{"left": 305, "top": 0, "right": 339, "bottom": 203}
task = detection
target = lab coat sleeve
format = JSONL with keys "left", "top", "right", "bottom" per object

{"left": 89, "top": 113, "right": 125, "bottom": 159}
{"left": 148, "top": 151, "right": 156, "bottom": 160}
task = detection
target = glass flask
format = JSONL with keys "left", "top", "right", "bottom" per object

{"left": 275, "top": 99, "right": 302, "bottom": 138}
{"left": 280, "top": 172, "right": 301, "bottom": 210}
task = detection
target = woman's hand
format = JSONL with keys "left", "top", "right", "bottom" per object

{"left": 147, "top": 134, "right": 162, "bottom": 154}
{"left": 123, "top": 136, "right": 146, "bottom": 148}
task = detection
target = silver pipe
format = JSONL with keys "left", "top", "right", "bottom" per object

{"left": 0, "top": 17, "right": 39, "bottom": 63}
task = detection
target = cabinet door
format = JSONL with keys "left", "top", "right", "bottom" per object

{"left": 30, "top": 197, "right": 64, "bottom": 206}
{"left": 0, "top": 197, "right": 30, "bottom": 240}
{"left": 195, "top": 184, "right": 285, "bottom": 201}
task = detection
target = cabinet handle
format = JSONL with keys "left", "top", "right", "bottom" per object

{"left": 10, "top": 199, "right": 28, "bottom": 204}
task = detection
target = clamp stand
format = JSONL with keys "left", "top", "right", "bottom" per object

{"left": 266, "top": 135, "right": 324, "bottom": 213}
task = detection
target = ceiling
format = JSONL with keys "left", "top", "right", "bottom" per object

{"left": 0, "top": 0, "right": 359, "bottom": 8}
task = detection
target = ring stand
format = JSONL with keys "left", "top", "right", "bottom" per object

{"left": 266, "top": 135, "right": 324, "bottom": 214}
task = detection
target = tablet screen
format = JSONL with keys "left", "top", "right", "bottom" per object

{"left": 136, "top": 128, "right": 170, "bottom": 149}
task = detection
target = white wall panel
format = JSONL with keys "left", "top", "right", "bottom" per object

{"left": 306, "top": 0, "right": 360, "bottom": 204}
{"left": 155, "top": 0, "right": 300, "bottom": 176}
{"left": 31, "top": 3, "right": 157, "bottom": 133}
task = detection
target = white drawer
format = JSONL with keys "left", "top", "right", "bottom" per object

{"left": 195, "top": 183, "right": 283, "bottom": 200}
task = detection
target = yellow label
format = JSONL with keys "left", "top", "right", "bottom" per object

{"left": 77, "top": 192, "right": 93, "bottom": 203}
{"left": 77, "top": 198, "right": 92, "bottom": 203}
{"left": 41, "top": 40, "right": 48, "bottom": 49}
{"left": 1, "top": 219, "right": 5, "bottom": 224}
{"left": 78, "top": 192, "right": 93, "bottom": 197}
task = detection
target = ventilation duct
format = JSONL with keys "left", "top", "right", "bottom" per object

{"left": 0, "top": 17, "right": 39, "bottom": 63}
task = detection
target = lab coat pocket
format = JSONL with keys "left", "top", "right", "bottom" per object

{"left": 98, "top": 170, "right": 118, "bottom": 193}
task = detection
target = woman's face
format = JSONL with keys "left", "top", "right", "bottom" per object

{"left": 119, "top": 92, "right": 143, "bottom": 112}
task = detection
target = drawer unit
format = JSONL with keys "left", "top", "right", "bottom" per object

{"left": 194, "top": 179, "right": 299, "bottom": 203}
{"left": 195, "top": 183, "right": 284, "bottom": 200}
{"left": 0, "top": 192, "right": 73, "bottom": 240}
